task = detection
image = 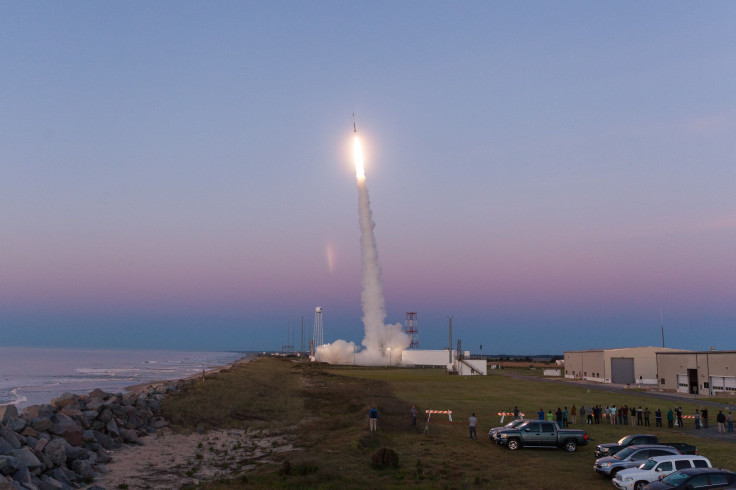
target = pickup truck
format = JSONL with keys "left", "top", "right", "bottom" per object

{"left": 594, "top": 434, "right": 697, "bottom": 458}
{"left": 496, "top": 420, "right": 588, "bottom": 452}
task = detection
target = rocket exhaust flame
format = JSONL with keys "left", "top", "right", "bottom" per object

{"left": 315, "top": 121, "right": 410, "bottom": 365}
{"left": 354, "top": 135, "right": 365, "bottom": 180}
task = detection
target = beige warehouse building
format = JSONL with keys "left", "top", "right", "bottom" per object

{"left": 564, "top": 347, "right": 688, "bottom": 386}
{"left": 656, "top": 351, "right": 736, "bottom": 395}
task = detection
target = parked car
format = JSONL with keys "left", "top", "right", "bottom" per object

{"left": 596, "top": 434, "right": 697, "bottom": 458}
{"left": 642, "top": 467, "right": 736, "bottom": 489}
{"left": 594, "top": 445, "right": 681, "bottom": 478}
{"left": 495, "top": 420, "right": 588, "bottom": 452}
{"left": 488, "top": 418, "right": 529, "bottom": 441}
{"left": 613, "top": 454, "right": 712, "bottom": 490}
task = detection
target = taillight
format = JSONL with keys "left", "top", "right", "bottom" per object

{"left": 584, "top": 434, "right": 588, "bottom": 440}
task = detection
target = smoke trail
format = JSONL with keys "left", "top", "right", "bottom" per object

{"left": 315, "top": 133, "right": 409, "bottom": 365}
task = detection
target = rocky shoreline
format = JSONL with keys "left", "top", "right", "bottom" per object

{"left": 0, "top": 377, "right": 196, "bottom": 490}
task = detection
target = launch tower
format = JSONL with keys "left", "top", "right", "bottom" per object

{"left": 313, "top": 307, "right": 324, "bottom": 357}
{"left": 404, "top": 312, "right": 419, "bottom": 349}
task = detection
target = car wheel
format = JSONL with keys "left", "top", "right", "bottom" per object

{"left": 634, "top": 481, "right": 647, "bottom": 490}
{"left": 507, "top": 439, "right": 520, "bottom": 450}
{"left": 564, "top": 440, "right": 577, "bottom": 452}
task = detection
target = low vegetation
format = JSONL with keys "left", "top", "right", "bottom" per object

{"left": 161, "top": 357, "right": 736, "bottom": 489}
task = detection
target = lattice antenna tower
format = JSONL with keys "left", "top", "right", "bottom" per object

{"left": 313, "top": 307, "right": 324, "bottom": 358}
{"left": 404, "top": 312, "right": 419, "bottom": 349}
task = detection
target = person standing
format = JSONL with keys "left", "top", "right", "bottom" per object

{"left": 513, "top": 406, "right": 520, "bottom": 420}
{"left": 637, "top": 406, "right": 643, "bottom": 426}
{"left": 694, "top": 410, "right": 701, "bottom": 429}
{"left": 369, "top": 406, "right": 379, "bottom": 431}
{"left": 571, "top": 404, "right": 577, "bottom": 424}
{"left": 410, "top": 405, "right": 417, "bottom": 427}
{"left": 667, "top": 408, "right": 674, "bottom": 428}
{"left": 676, "top": 406, "right": 683, "bottom": 427}
{"left": 546, "top": 410, "right": 554, "bottom": 422}
{"left": 469, "top": 413, "right": 478, "bottom": 440}
{"left": 655, "top": 408, "right": 662, "bottom": 427}
{"left": 702, "top": 407, "right": 709, "bottom": 429}
{"left": 622, "top": 405, "right": 629, "bottom": 425}
{"left": 555, "top": 407, "right": 563, "bottom": 428}
{"left": 580, "top": 405, "right": 586, "bottom": 424}
{"left": 727, "top": 411, "right": 734, "bottom": 432}
{"left": 537, "top": 408, "right": 545, "bottom": 420}
{"left": 563, "top": 407, "right": 569, "bottom": 428}
{"left": 716, "top": 410, "right": 726, "bottom": 433}
{"left": 587, "top": 405, "right": 593, "bottom": 424}
{"left": 617, "top": 405, "right": 623, "bottom": 425}
{"left": 644, "top": 407, "right": 651, "bottom": 427}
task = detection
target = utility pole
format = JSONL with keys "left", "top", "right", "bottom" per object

{"left": 448, "top": 316, "right": 453, "bottom": 364}
{"left": 300, "top": 315, "right": 304, "bottom": 357}
{"left": 660, "top": 309, "right": 665, "bottom": 348}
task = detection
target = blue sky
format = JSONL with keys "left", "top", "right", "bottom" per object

{"left": 1, "top": 1, "right": 735, "bottom": 354}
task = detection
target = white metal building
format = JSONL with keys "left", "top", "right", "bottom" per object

{"left": 564, "top": 347, "right": 688, "bottom": 385}
{"left": 656, "top": 350, "right": 736, "bottom": 396}
{"left": 401, "top": 349, "right": 487, "bottom": 375}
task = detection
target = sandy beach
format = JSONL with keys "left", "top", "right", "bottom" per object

{"left": 88, "top": 353, "right": 288, "bottom": 489}
{"left": 91, "top": 427, "right": 295, "bottom": 489}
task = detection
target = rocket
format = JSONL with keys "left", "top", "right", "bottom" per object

{"left": 353, "top": 113, "right": 357, "bottom": 133}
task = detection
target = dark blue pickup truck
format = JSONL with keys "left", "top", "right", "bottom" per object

{"left": 496, "top": 420, "right": 589, "bottom": 452}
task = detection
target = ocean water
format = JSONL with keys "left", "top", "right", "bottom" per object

{"left": 0, "top": 347, "right": 248, "bottom": 409}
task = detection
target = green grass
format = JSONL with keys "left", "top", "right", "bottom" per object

{"left": 163, "top": 358, "right": 736, "bottom": 489}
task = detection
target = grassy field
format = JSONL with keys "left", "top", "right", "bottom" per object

{"left": 162, "top": 357, "right": 736, "bottom": 489}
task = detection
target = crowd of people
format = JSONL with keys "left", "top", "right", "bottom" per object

{"left": 366, "top": 403, "right": 736, "bottom": 435}
{"left": 508, "top": 404, "right": 735, "bottom": 432}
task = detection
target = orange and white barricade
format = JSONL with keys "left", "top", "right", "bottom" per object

{"left": 424, "top": 409, "right": 453, "bottom": 434}
{"left": 497, "top": 412, "right": 525, "bottom": 423}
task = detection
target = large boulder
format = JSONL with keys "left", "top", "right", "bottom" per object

{"left": 37, "top": 474, "right": 65, "bottom": 489}
{"left": 21, "top": 405, "right": 53, "bottom": 421}
{"left": 87, "top": 389, "right": 111, "bottom": 401}
{"left": 50, "top": 393, "right": 77, "bottom": 411}
{"left": 0, "top": 430, "right": 20, "bottom": 451}
{"left": 104, "top": 419, "right": 119, "bottom": 438}
{"left": 84, "top": 398, "right": 103, "bottom": 414}
{"left": 50, "top": 414, "right": 82, "bottom": 447}
{"left": 97, "top": 409, "right": 112, "bottom": 424}
{"left": 11, "top": 467, "right": 36, "bottom": 490}
{"left": 91, "top": 431, "right": 114, "bottom": 451}
{"left": 0, "top": 456, "right": 19, "bottom": 476}
{"left": 42, "top": 439, "right": 67, "bottom": 468}
{"left": 0, "top": 438, "right": 14, "bottom": 456}
{"left": 10, "top": 448, "right": 43, "bottom": 475}
{"left": 71, "top": 459, "right": 93, "bottom": 480}
{"left": 30, "top": 418, "right": 52, "bottom": 434}
{"left": 0, "top": 407, "right": 18, "bottom": 426}
{"left": 120, "top": 429, "right": 138, "bottom": 444}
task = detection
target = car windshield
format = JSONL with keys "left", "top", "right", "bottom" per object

{"left": 614, "top": 447, "right": 636, "bottom": 460}
{"left": 639, "top": 459, "right": 657, "bottom": 470}
{"left": 618, "top": 435, "right": 633, "bottom": 445}
{"left": 660, "top": 471, "right": 690, "bottom": 486}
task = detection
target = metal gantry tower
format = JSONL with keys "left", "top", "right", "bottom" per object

{"left": 312, "top": 307, "right": 323, "bottom": 358}
{"left": 404, "top": 312, "right": 419, "bottom": 349}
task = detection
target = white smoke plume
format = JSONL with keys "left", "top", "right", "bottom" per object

{"left": 315, "top": 134, "right": 410, "bottom": 365}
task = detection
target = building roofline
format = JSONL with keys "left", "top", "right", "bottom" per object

{"left": 656, "top": 350, "right": 736, "bottom": 355}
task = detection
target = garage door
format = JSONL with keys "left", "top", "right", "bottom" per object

{"left": 711, "top": 376, "right": 725, "bottom": 393}
{"left": 677, "top": 374, "right": 689, "bottom": 394}
{"left": 611, "top": 358, "right": 635, "bottom": 385}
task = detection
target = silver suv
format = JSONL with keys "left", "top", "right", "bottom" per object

{"left": 594, "top": 445, "right": 680, "bottom": 478}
